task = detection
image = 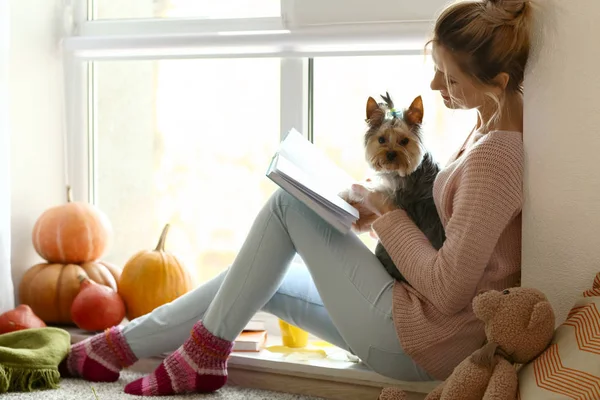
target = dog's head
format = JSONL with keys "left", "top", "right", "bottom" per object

{"left": 364, "top": 93, "right": 426, "bottom": 177}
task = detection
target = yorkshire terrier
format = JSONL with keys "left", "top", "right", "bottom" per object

{"left": 343, "top": 93, "right": 446, "bottom": 283}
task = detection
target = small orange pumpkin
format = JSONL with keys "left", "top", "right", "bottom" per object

{"left": 32, "top": 186, "right": 112, "bottom": 264}
{"left": 18, "top": 261, "right": 121, "bottom": 324}
{"left": 118, "top": 224, "right": 193, "bottom": 320}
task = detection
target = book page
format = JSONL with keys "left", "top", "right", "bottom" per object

{"left": 266, "top": 155, "right": 354, "bottom": 234}
{"left": 278, "top": 129, "right": 357, "bottom": 193}
{"left": 273, "top": 154, "right": 359, "bottom": 220}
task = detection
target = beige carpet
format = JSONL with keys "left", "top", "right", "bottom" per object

{"left": 2, "top": 371, "right": 323, "bottom": 400}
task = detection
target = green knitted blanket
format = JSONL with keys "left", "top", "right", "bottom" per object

{"left": 0, "top": 327, "right": 70, "bottom": 393}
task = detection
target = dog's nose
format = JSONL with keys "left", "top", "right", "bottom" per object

{"left": 386, "top": 151, "right": 397, "bottom": 161}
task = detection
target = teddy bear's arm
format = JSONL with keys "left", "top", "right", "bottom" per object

{"left": 378, "top": 387, "right": 408, "bottom": 400}
{"left": 482, "top": 359, "right": 518, "bottom": 400}
{"left": 423, "top": 382, "right": 444, "bottom": 400}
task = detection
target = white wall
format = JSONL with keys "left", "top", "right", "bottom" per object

{"left": 522, "top": 0, "right": 600, "bottom": 323}
{"left": 9, "top": 0, "right": 65, "bottom": 300}
{"left": 0, "top": 0, "right": 14, "bottom": 313}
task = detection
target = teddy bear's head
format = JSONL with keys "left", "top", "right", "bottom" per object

{"left": 473, "top": 287, "right": 555, "bottom": 364}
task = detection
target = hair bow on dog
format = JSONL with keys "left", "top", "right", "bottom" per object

{"left": 386, "top": 108, "right": 402, "bottom": 119}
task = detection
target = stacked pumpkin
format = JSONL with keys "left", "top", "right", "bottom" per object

{"left": 17, "top": 186, "right": 194, "bottom": 332}
{"left": 18, "top": 186, "right": 124, "bottom": 331}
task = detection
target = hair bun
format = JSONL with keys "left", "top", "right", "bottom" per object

{"left": 484, "top": 0, "right": 529, "bottom": 26}
{"left": 488, "top": 0, "right": 527, "bottom": 13}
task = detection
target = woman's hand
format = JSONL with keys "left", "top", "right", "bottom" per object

{"left": 350, "top": 201, "right": 380, "bottom": 235}
{"left": 351, "top": 184, "right": 398, "bottom": 217}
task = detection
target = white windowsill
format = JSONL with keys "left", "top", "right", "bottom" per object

{"left": 228, "top": 335, "right": 438, "bottom": 395}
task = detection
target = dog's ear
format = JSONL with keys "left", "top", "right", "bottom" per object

{"left": 366, "top": 97, "right": 380, "bottom": 120}
{"left": 405, "top": 95, "right": 424, "bottom": 126}
{"left": 366, "top": 97, "right": 384, "bottom": 128}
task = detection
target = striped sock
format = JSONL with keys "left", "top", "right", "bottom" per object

{"left": 124, "top": 321, "right": 233, "bottom": 396}
{"left": 59, "top": 326, "right": 138, "bottom": 382}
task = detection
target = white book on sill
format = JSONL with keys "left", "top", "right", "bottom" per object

{"left": 266, "top": 129, "right": 359, "bottom": 234}
{"left": 243, "top": 319, "right": 266, "bottom": 332}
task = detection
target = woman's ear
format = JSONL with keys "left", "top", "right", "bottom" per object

{"left": 492, "top": 72, "right": 510, "bottom": 91}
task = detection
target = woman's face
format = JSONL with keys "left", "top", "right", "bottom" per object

{"left": 430, "top": 44, "right": 487, "bottom": 110}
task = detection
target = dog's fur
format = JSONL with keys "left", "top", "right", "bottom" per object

{"left": 354, "top": 93, "right": 446, "bottom": 283}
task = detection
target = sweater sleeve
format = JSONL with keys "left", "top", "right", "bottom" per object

{"left": 372, "top": 137, "right": 523, "bottom": 315}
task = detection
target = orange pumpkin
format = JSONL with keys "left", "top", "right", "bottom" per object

{"left": 32, "top": 186, "right": 112, "bottom": 264}
{"left": 119, "top": 224, "right": 193, "bottom": 320}
{"left": 18, "top": 261, "right": 121, "bottom": 324}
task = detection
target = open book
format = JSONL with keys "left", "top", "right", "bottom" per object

{"left": 266, "top": 129, "right": 359, "bottom": 234}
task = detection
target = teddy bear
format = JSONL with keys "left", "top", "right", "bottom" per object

{"left": 379, "top": 287, "right": 556, "bottom": 400}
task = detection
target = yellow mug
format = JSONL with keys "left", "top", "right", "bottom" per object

{"left": 278, "top": 319, "right": 309, "bottom": 348}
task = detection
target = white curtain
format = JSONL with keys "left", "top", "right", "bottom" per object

{"left": 0, "top": 0, "right": 13, "bottom": 313}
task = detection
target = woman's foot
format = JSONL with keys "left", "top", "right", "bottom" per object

{"left": 124, "top": 321, "right": 233, "bottom": 396}
{"left": 59, "top": 326, "right": 138, "bottom": 382}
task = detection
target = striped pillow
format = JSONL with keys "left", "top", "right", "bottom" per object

{"left": 517, "top": 273, "right": 600, "bottom": 399}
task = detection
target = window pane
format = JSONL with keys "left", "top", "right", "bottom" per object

{"left": 94, "top": 0, "right": 281, "bottom": 20}
{"left": 95, "top": 59, "right": 280, "bottom": 285}
{"left": 313, "top": 56, "right": 477, "bottom": 248}
{"left": 313, "top": 56, "right": 477, "bottom": 177}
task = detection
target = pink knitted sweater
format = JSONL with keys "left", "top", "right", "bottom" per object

{"left": 372, "top": 130, "right": 523, "bottom": 380}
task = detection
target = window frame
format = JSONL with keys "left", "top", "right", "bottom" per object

{"left": 64, "top": 0, "right": 432, "bottom": 203}
{"left": 62, "top": 0, "right": 434, "bottom": 336}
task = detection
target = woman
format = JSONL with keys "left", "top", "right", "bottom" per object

{"left": 60, "top": 0, "right": 533, "bottom": 395}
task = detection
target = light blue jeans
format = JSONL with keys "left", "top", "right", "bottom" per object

{"left": 122, "top": 189, "right": 432, "bottom": 381}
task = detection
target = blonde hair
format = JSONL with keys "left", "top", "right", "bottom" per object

{"left": 429, "top": 0, "right": 533, "bottom": 126}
